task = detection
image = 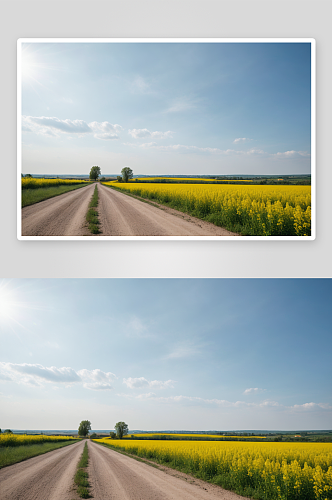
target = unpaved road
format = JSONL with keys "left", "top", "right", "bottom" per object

{"left": 21, "top": 183, "right": 238, "bottom": 236}
{"left": 0, "top": 440, "right": 249, "bottom": 500}
{"left": 21, "top": 183, "right": 95, "bottom": 236}
{"left": 97, "top": 183, "right": 238, "bottom": 236}
{"left": 87, "top": 440, "right": 249, "bottom": 500}
{"left": 0, "top": 440, "right": 84, "bottom": 500}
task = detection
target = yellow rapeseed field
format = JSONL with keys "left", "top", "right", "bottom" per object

{"left": 95, "top": 439, "right": 332, "bottom": 500}
{"left": 22, "top": 178, "right": 89, "bottom": 189}
{"left": 0, "top": 433, "right": 79, "bottom": 447}
{"left": 103, "top": 182, "right": 311, "bottom": 236}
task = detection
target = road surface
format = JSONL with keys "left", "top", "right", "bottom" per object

{"left": 0, "top": 440, "right": 84, "bottom": 500}
{"left": 21, "top": 183, "right": 95, "bottom": 236}
{"left": 21, "top": 183, "right": 238, "bottom": 237}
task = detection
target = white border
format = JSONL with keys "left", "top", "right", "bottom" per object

{"left": 17, "top": 38, "right": 316, "bottom": 241}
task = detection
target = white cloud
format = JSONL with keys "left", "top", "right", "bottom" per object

{"left": 233, "top": 137, "right": 251, "bottom": 144}
{"left": 273, "top": 150, "right": 311, "bottom": 159}
{"left": 128, "top": 128, "right": 173, "bottom": 140}
{"left": 0, "top": 362, "right": 116, "bottom": 391}
{"left": 123, "top": 377, "right": 175, "bottom": 390}
{"left": 22, "top": 116, "right": 123, "bottom": 140}
{"left": 290, "top": 402, "right": 332, "bottom": 411}
{"left": 244, "top": 387, "right": 265, "bottom": 395}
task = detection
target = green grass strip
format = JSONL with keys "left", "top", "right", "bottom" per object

{"left": 0, "top": 439, "right": 79, "bottom": 469}
{"left": 22, "top": 183, "right": 92, "bottom": 208}
{"left": 74, "top": 442, "right": 91, "bottom": 498}
{"left": 86, "top": 185, "right": 101, "bottom": 234}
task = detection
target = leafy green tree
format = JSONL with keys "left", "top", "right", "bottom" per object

{"left": 4, "top": 429, "right": 13, "bottom": 434}
{"left": 117, "top": 176, "right": 122, "bottom": 182}
{"left": 78, "top": 420, "right": 91, "bottom": 437}
{"left": 115, "top": 422, "right": 128, "bottom": 439}
{"left": 89, "top": 166, "right": 101, "bottom": 181}
{"left": 90, "top": 433, "right": 97, "bottom": 439}
{"left": 25, "top": 174, "right": 32, "bottom": 178}
{"left": 109, "top": 431, "right": 116, "bottom": 439}
{"left": 121, "top": 167, "right": 133, "bottom": 183}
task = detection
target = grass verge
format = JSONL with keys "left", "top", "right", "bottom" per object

{"left": 22, "top": 183, "right": 92, "bottom": 208}
{"left": 73, "top": 442, "right": 91, "bottom": 498}
{"left": 86, "top": 185, "right": 101, "bottom": 234}
{"left": 0, "top": 439, "right": 79, "bottom": 469}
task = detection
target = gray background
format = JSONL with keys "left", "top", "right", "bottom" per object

{"left": 1, "top": 0, "right": 330, "bottom": 278}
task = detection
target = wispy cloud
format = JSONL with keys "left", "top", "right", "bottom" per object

{"left": 128, "top": 128, "right": 173, "bottom": 140}
{"left": 273, "top": 150, "right": 311, "bottom": 159}
{"left": 22, "top": 116, "right": 123, "bottom": 140}
{"left": 233, "top": 137, "right": 251, "bottom": 144}
{"left": 164, "top": 96, "right": 199, "bottom": 113}
{"left": 166, "top": 340, "right": 202, "bottom": 359}
{"left": 123, "top": 377, "right": 175, "bottom": 390}
{"left": 131, "top": 76, "right": 153, "bottom": 94}
{"left": 125, "top": 141, "right": 309, "bottom": 160}
{"left": 243, "top": 387, "right": 266, "bottom": 395}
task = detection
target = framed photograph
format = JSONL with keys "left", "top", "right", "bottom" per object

{"left": 17, "top": 38, "right": 315, "bottom": 240}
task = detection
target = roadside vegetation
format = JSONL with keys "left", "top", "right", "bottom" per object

{"left": 0, "top": 438, "right": 79, "bottom": 468}
{"left": 85, "top": 186, "right": 101, "bottom": 234}
{"left": 73, "top": 442, "right": 91, "bottom": 498}
{"left": 22, "top": 183, "right": 91, "bottom": 208}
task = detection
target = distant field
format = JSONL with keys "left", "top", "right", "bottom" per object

{"left": 103, "top": 181, "right": 311, "bottom": 236}
{"left": 95, "top": 438, "right": 332, "bottom": 500}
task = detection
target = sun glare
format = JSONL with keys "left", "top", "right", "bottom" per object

{"left": 21, "top": 52, "right": 38, "bottom": 81}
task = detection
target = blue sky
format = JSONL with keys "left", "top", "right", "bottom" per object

{"left": 20, "top": 41, "right": 312, "bottom": 176}
{"left": 0, "top": 279, "right": 330, "bottom": 431}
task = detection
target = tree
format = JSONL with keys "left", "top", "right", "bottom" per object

{"left": 90, "top": 433, "right": 97, "bottom": 439}
{"left": 109, "top": 431, "right": 116, "bottom": 439}
{"left": 25, "top": 174, "right": 32, "bottom": 178}
{"left": 4, "top": 429, "right": 13, "bottom": 434}
{"left": 121, "top": 167, "right": 133, "bottom": 183}
{"left": 117, "top": 176, "right": 122, "bottom": 182}
{"left": 89, "top": 166, "right": 101, "bottom": 181}
{"left": 78, "top": 420, "right": 91, "bottom": 437}
{"left": 114, "top": 421, "right": 128, "bottom": 439}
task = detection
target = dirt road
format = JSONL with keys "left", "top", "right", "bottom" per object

{"left": 21, "top": 183, "right": 238, "bottom": 237}
{"left": 98, "top": 183, "right": 238, "bottom": 236}
{"left": 21, "top": 183, "right": 95, "bottom": 236}
{"left": 87, "top": 440, "right": 248, "bottom": 500}
{"left": 0, "top": 440, "right": 84, "bottom": 500}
